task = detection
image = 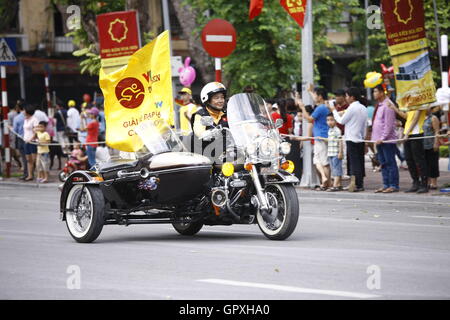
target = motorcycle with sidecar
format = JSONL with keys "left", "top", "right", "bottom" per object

{"left": 59, "top": 93, "right": 300, "bottom": 243}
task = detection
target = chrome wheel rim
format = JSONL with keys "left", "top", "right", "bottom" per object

{"left": 66, "top": 185, "right": 93, "bottom": 238}
{"left": 257, "top": 184, "right": 287, "bottom": 235}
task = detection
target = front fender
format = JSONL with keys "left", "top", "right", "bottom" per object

{"left": 263, "top": 171, "right": 300, "bottom": 186}
{"left": 59, "top": 170, "right": 103, "bottom": 220}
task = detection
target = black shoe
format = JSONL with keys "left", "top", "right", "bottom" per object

{"left": 405, "top": 182, "right": 419, "bottom": 193}
{"left": 354, "top": 187, "right": 365, "bottom": 192}
{"left": 416, "top": 187, "right": 429, "bottom": 193}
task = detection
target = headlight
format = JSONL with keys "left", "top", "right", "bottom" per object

{"left": 221, "top": 162, "right": 235, "bottom": 177}
{"left": 280, "top": 142, "right": 291, "bottom": 155}
{"left": 259, "top": 137, "right": 277, "bottom": 157}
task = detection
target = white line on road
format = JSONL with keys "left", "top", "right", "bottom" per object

{"left": 197, "top": 279, "right": 381, "bottom": 299}
{"left": 300, "top": 196, "right": 450, "bottom": 206}
{"left": 410, "top": 216, "right": 450, "bottom": 220}
{"left": 206, "top": 35, "right": 233, "bottom": 42}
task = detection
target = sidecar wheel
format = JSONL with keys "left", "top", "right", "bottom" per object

{"left": 256, "top": 184, "right": 299, "bottom": 240}
{"left": 65, "top": 184, "right": 105, "bottom": 243}
{"left": 172, "top": 221, "right": 203, "bottom": 236}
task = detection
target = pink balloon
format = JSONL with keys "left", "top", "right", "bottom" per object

{"left": 178, "top": 57, "right": 196, "bottom": 87}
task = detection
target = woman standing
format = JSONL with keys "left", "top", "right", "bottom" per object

{"left": 271, "top": 99, "right": 293, "bottom": 135}
{"left": 23, "top": 105, "right": 39, "bottom": 181}
{"left": 423, "top": 107, "right": 441, "bottom": 189}
{"left": 79, "top": 107, "right": 99, "bottom": 169}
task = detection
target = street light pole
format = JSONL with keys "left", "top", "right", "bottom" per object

{"left": 300, "top": 0, "right": 319, "bottom": 188}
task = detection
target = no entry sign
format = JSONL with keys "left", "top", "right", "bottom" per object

{"left": 201, "top": 19, "right": 236, "bottom": 58}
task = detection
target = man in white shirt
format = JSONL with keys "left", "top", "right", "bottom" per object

{"left": 33, "top": 106, "right": 49, "bottom": 123}
{"left": 66, "top": 100, "right": 80, "bottom": 146}
{"left": 329, "top": 87, "right": 368, "bottom": 192}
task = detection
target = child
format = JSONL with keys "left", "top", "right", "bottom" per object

{"left": 325, "top": 114, "right": 343, "bottom": 191}
{"left": 70, "top": 141, "right": 88, "bottom": 166}
{"left": 34, "top": 121, "right": 51, "bottom": 183}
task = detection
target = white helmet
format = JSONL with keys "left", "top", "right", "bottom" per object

{"left": 200, "top": 82, "right": 227, "bottom": 104}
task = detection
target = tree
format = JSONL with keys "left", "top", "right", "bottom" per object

{"left": 182, "top": 0, "right": 363, "bottom": 97}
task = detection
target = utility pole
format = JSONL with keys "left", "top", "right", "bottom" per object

{"left": 161, "top": 0, "right": 180, "bottom": 130}
{"left": 300, "top": 0, "right": 319, "bottom": 188}
{"left": 365, "top": 0, "right": 371, "bottom": 102}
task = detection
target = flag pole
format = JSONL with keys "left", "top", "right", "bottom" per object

{"left": 300, "top": 0, "right": 319, "bottom": 188}
{"left": 162, "top": 0, "right": 180, "bottom": 130}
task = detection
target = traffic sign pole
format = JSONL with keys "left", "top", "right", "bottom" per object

{"left": 215, "top": 58, "right": 222, "bottom": 83}
{"left": 1, "top": 65, "right": 10, "bottom": 178}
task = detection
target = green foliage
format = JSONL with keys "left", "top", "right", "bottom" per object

{"left": 440, "top": 145, "right": 449, "bottom": 158}
{"left": 185, "top": 0, "right": 361, "bottom": 97}
{"left": 348, "top": 0, "right": 450, "bottom": 85}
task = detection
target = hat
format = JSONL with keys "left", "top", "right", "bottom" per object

{"left": 178, "top": 87, "right": 192, "bottom": 95}
{"left": 68, "top": 100, "right": 76, "bottom": 107}
{"left": 87, "top": 107, "right": 99, "bottom": 116}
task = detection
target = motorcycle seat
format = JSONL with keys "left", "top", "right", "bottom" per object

{"left": 98, "top": 159, "right": 139, "bottom": 174}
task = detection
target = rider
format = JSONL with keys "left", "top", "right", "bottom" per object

{"left": 191, "top": 82, "right": 229, "bottom": 159}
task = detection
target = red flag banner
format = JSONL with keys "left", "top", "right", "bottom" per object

{"left": 249, "top": 0, "right": 264, "bottom": 21}
{"left": 381, "top": 0, "right": 427, "bottom": 56}
{"left": 97, "top": 10, "right": 141, "bottom": 69}
{"left": 381, "top": 0, "right": 436, "bottom": 110}
{"left": 280, "top": 0, "right": 307, "bottom": 28}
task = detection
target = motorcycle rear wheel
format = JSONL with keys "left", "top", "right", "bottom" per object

{"left": 172, "top": 221, "right": 203, "bottom": 236}
{"left": 257, "top": 184, "right": 299, "bottom": 240}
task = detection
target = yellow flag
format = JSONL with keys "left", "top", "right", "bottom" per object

{"left": 99, "top": 31, "right": 173, "bottom": 152}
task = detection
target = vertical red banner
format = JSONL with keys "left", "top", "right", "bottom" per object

{"left": 97, "top": 10, "right": 141, "bottom": 68}
{"left": 280, "top": 0, "right": 307, "bottom": 28}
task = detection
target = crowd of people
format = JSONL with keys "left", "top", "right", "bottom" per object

{"left": 2, "top": 93, "right": 107, "bottom": 182}
{"left": 267, "top": 84, "right": 450, "bottom": 193}
{"left": 1, "top": 84, "right": 449, "bottom": 192}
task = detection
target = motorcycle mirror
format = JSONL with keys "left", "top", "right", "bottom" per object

{"left": 201, "top": 116, "right": 214, "bottom": 127}
{"left": 275, "top": 118, "right": 284, "bottom": 129}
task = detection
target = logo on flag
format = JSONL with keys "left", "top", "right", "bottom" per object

{"left": 99, "top": 31, "right": 173, "bottom": 152}
{"left": 115, "top": 77, "right": 145, "bottom": 109}
{"left": 109, "top": 18, "right": 128, "bottom": 43}
{"left": 393, "top": 0, "right": 413, "bottom": 25}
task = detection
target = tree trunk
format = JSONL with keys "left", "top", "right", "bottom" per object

{"left": 171, "top": 0, "right": 214, "bottom": 83}
{"left": 126, "top": 0, "right": 151, "bottom": 44}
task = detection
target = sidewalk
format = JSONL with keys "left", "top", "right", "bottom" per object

{"left": 297, "top": 157, "right": 450, "bottom": 197}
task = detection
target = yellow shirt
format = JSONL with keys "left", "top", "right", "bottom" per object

{"left": 179, "top": 103, "right": 199, "bottom": 135}
{"left": 404, "top": 110, "right": 426, "bottom": 135}
{"left": 37, "top": 131, "right": 50, "bottom": 154}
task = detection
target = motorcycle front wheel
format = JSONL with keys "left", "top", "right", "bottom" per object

{"left": 256, "top": 184, "right": 299, "bottom": 240}
{"left": 65, "top": 184, "right": 105, "bottom": 243}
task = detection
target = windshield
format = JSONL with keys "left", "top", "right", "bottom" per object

{"left": 134, "top": 119, "right": 186, "bottom": 156}
{"left": 227, "top": 93, "right": 277, "bottom": 148}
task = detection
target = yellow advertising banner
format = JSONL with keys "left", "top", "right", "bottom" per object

{"left": 99, "top": 31, "right": 173, "bottom": 152}
{"left": 392, "top": 49, "right": 436, "bottom": 110}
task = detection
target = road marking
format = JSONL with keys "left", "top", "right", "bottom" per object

{"left": 299, "top": 196, "right": 450, "bottom": 206}
{"left": 302, "top": 216, "right": 450, "bottom": 228}
{"left": 206, "top": 35, "right": 233, "bottom": 42}
{"left": 410, "top": 216, "right": 450, "bottom": 220}
{"left": 198, "top": 279, "right": 381, "bottom": 299}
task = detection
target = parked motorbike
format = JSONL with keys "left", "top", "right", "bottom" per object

{"left": 59, "top": 93, "right": 299, "bottom": 243}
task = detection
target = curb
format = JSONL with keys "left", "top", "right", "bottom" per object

{"left": 296, "top": 187, "right": 450, "bottom": 203}
{"left": 0, "top": 180, "right": 60, "bottom": 189}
